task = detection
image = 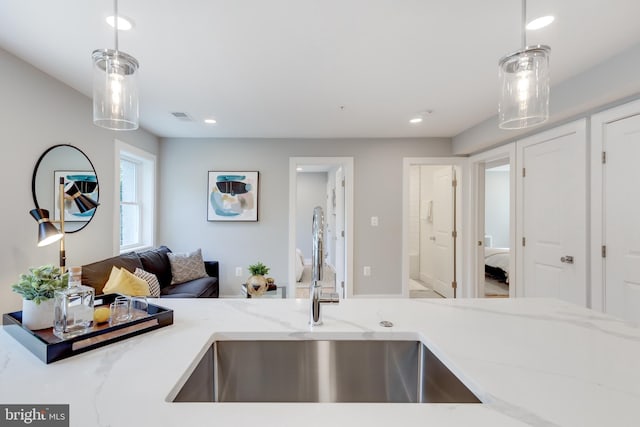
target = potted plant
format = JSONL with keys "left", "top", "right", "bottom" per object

{"left": 11, "top": 265, "right": 68, "bottom": 330}
{"left": 247, "top": 262, "right": 270, "bottom": 296}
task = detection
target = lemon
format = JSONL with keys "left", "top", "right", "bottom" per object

{"left": 93, "top": 307, "right": 111, "bottom": 324}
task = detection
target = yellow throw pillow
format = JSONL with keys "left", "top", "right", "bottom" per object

{"left": 102, "top": 266, "right": 121, "bottom": 291}
{"left": 102, "top": 266, "right": 151, "bottom": 296}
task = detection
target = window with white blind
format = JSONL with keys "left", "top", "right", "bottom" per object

{"left": 116, "top": 141, "right": 156, "bottom": 253}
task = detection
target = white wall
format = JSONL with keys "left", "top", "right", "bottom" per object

{"left": 0, "top": 48, "right": 159, "bottom": 315}
{"left": 296, "top": 172, "right": 328, "bottom": 260}
{"left": 484, "top": 169, "right": 510, "bottom": 248}
{"left": 159, "top": 137, "right": 452, "bottom": 297}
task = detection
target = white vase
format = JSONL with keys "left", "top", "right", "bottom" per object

{"left": 22, "top": 298, "right": 55, "bottom": 330}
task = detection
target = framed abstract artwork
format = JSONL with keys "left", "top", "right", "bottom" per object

{"left": 53, "top": 170, "right": 99, "bottom": 223}
{"left": 207, "top": 171, "right": 259, "bottom": 221}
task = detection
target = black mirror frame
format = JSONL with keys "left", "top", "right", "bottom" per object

{"left": 31, "top": 144, "right": 99, "bottom": 234}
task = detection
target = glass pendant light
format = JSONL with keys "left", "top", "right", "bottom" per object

{"left": 498, "top": 0, "right": 550, "bottom": 130}
{"left": 92, "top": 0, "right": 139, "bottom": 130}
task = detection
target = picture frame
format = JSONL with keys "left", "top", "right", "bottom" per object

{"left": 53, "top": 170, "right": 99, "bottom": 223}
{"left": 207, "top": 171, "right": 259, "bottom": 221}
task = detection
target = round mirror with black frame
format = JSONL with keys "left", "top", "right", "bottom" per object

{"left": 32, "top": 144, "right": 99, "bottom": 233}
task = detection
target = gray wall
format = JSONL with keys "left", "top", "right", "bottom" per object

{"left": 296, "top": 172, "right": 328, "bottom": 261}
{"left": 159, "top": 137, "right": 452, "bottom": 296}
{"left": 0, "top": 48, "right": 159, "bottom": 315}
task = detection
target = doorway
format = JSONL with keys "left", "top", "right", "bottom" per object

{"left": 482, "top": 161, "right": 511, "bottom": 297}
{"left": 402, "top": 157, "right": 466, "bottom": 299}
{"left": 288, "top": 157, "right": 354, "bottom": 300}
{"left": 470, "top": 144, "right": 516, "bottom": 298}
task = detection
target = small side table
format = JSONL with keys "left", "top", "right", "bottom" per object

{"left": 241, "top": 283, "right": 287, "bottom": 299}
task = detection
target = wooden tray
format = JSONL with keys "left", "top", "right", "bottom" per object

{"left": 2, "top": 294, "right": 173, "bottom": 364}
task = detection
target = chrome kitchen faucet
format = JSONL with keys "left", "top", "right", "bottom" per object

{"left": 310, "top": 206, "right": 339, "bottom": 326}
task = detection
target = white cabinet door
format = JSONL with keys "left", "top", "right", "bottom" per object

{"left": 602, "top": 114, "right": 640, "bottom": 322}
{"left": 517, "top": 120, "right": 587, "bottom": 305}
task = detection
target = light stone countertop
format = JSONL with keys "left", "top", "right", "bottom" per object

{"left": 1, "top": 297, "right": 639, "bottom": 427}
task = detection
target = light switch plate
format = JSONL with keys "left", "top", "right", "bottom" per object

{"left": 371, "top": 216, "right": 379, "bottom": 227}
{"left": 235, "top": 267, "right": 243, "bottom": 277}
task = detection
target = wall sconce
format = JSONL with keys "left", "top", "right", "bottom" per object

{"left": 30, "top": 178, "right": 100, "bottom": 272}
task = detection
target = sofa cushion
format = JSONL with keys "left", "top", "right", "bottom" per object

{"left": 82, "top": 252, "right": 143, "bottom": 294}
{"left": 160, "top": 276, "right": 218, "bottom": 298}
{"left": 137, "top": 246, "right": 173, "bottom": 288}
{"left": 134, "top": 268, "right": 161, "bottom": 297}
{"left": 103, "top": 267, "right": 151, "bottom": 296}
{"left": 167, "top": 248, "right": 207, "bottom": 284}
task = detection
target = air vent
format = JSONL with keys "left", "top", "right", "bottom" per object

{"left": 171, "top": 112, "right": 193, "bottom": 121}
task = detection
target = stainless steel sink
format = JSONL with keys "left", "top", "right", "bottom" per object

{"left": 173, "top": 340, "right": 480, "bottom": 403}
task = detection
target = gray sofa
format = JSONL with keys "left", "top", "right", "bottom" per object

{"left": 81, "top": 246, "right": 219, "bottom": 298}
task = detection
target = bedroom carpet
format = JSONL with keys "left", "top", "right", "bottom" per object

{"left": 484, "top": 277, "right": 509, "bottom": 297}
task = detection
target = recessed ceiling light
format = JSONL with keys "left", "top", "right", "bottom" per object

{"left": 526, "top": 15, "right": 554, "bottom": 30}
{"left": 296, "top": 167, "right": 303, "bottom": 172}
{"left": 106, "top": 16, "right": 133, "bottom": 31}
{"left": 409, "top": 117, "right": 423, "bottom": 124}
{"left": 204, "top": 118, "right": 217, "bottom": 124}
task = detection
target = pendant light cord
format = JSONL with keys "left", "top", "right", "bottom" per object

{"left": 521, "top": 0, "right": 527, "bottom": 49}
{"left": 114, "top": 0, "right": 119, "bottom": 52}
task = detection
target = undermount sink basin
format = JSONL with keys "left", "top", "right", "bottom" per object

{"left": 173, "top": 339, "right": 480, "bottom": 403}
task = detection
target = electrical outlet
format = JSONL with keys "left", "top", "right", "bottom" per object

{"left": 363, "top": 266, "right": 371, "bottom": 276}
{"left": 371, "top": 216, "right": 379, "bottom": 227}
{"left": 235, "top": 267, "right": 243, "bottom": 277}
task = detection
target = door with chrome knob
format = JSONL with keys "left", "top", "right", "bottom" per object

{"left": 519, "top": 121, "right": 587, "bottom": 305}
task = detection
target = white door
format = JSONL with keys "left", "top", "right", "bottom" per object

{"left": 431, "top": 166, "right": 454, "bottom": 298}
{"left": 334, "top": 167, "right": 346, "bottom": 298}
{"left": 603, "top": 114, "right": 640, "bottom": 322}
{"left": 518, "top": 120, "right": 587, "bottom": 305}
{"left": 476, "top": 163, "right": 486, "bottom": 297}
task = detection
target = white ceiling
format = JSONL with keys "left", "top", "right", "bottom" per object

{"left": 1, "top": 0, "right": 640, "bottom": 139}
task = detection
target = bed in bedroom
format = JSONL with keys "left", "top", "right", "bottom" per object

{"left": 484, "top": 247, "right": 510, "bottom": 284}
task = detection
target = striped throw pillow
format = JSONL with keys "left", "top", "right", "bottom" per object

{"left": 134, "top": 268, "right": 161, "bottom": 297}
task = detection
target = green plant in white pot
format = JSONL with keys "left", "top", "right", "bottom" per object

{"left": 11, "top": 265, "right": 68, "bottom": 330}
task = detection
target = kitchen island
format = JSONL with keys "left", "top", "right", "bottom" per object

{"left": 1, "top": 298, "right": 639, "bottom": 426}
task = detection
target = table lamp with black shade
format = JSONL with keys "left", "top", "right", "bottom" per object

{"left": 30, "top": 177, "right": 99, "bottom": 273}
